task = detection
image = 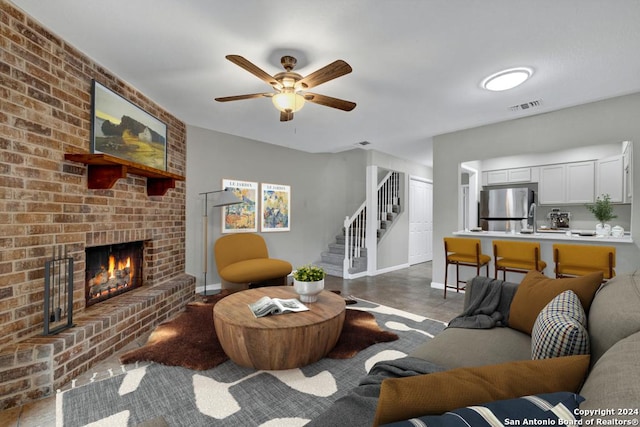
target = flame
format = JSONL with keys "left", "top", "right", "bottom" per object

{"left": 108, "top": 255, "right": 115, "bottom": 279}
{"left": 87, "top": 250, "right": 137, "bottom": 305}
{"left": 107, "top": 256, "right": 131, "bottom": 279}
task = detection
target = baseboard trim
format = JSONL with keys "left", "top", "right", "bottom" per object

{"left": 196, "top": 282, "right": 221, "bottom": 294}
{"left": 345, "top": 271, "right": 368, "bottom": 279}
{"left": 343, "top": 263, "right": 410, "bottom": 280}
{"left": 374, "top": 263, "right": 411, "bottom": 276}
{"left": 430, "top": 281, "right": 444, "bottom": 289}
{"left": 430, "top": 281, "right": 466, "bottom": 293}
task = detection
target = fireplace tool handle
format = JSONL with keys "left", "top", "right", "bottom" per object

{"left": 43, "top": 245, "right": 75, "bottom": 335}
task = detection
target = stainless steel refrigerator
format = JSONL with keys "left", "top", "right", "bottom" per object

{"left": 480, "top": 188, "right": 535, "bottom": 232}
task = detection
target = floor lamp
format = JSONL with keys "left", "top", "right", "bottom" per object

{"left": 199, "top": 189, "right": 242, "bottom": 295}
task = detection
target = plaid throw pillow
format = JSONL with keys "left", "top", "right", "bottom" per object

{"left": 532, "top": 290, "right": 590, "bottom": 359}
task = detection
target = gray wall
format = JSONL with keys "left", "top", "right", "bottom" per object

{"left": 433, "top": 92, "right": 640, "bottom": 285}
{"left": 185, "top": 126, "right": 434, "bottom": 288}
{"left": 186, "top": 125, "right": 367, "bottom": 288}
{"left": 369, "top": 150, "right": 434, "bottom": 180}
{"left": 369, "top": 151, "right": 433, "bottom": 270}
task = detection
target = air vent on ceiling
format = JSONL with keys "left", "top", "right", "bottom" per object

{"left": 509, "top": 99, "right": 543, "bottom": 112}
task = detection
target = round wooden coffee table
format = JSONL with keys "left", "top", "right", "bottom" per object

{"left": 213, "top": 286, "right": 346, "bottom": 370}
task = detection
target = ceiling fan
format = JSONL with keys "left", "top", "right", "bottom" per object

{"left": 215, "top": 55, "right": 356, "bottom": 122}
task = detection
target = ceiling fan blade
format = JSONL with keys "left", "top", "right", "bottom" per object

{"left": 298, "top": 60, "right": 352, "bottom": 89}
{"left": 215, "top": 93, "right": 272, "bottom": 102}
{"left": 304, "top": 93, "right": 356, "bottom": 111}
{"left": 280, "top": 111, "right": 293, "bottom": 122}
{"left": 225, "top": 55, "right": 281, "bottom": 88}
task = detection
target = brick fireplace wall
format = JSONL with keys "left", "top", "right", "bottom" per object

{"left": 0, "top": 1, "right": 195, "bottom": 408}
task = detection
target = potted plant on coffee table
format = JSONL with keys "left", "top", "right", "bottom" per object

{"left": 292, "top": 264, "right": 325, "bottom": 303}
{"left": 586, "top": 193, "right": 617, "bottom": 236}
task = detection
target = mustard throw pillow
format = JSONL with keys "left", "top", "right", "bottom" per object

{"left": 373, "top": 354, "right": 590, "bottom": 427}
{"left": 508, "top": 270, "right": 602, "bottom": 335}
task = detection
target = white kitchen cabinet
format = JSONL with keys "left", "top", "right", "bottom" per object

{"left": 566, "top": 161, "right": 595, "bottom": 203}
{"left": 539, "top": 161, "right": 595, "bottom": 204}
{"left": 539, "top": 164, "right": 566, "bottom": 204}
{"left": 530, "top": 167, "right": 540, "bottom": 183}
{"left": 508, "top": 168, "right": 532, "bottom": 182}
{"left": 486, "top": 170, "right": 509, "bottom": 185}
{"left": 484, "top": 167, "right": 532, "bottom": 185}
{"left": 596, "top": 155, "right": 623, "bottom": 202}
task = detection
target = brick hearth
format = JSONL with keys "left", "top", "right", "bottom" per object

{"left": 1, "top": 1, "right": 194, "bottom": 409}
{"left": 0, "top": 274, "right": 195, "bottom": 409}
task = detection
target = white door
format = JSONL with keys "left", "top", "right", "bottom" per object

{"left": 409, "top": 178, "right": 433, "bottom": 265}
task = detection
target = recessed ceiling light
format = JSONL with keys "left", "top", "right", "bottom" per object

{"left": 482, "top": 67, "right": 533, "bottom": 91}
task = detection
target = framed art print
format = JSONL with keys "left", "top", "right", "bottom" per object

{"left": 261, "top": 183, "right": 290, "bottom": 232}
{"left": 91, "top": 80, "right": 168, "bottom": 171}
{"left": 222, "top": 179, "right": 258, "bottom": 233}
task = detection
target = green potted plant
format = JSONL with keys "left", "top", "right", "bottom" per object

{"left": 586, "top": 194, "right": 617, "bottom": 236}
{"left": 293, "top": 264, "right": 325, "bottom": 303}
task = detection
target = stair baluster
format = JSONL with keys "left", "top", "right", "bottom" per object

{"left": 323, "top": 171, "right": 402, "bottom": 278}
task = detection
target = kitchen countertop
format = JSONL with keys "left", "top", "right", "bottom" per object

{"left": 453, "top": 229, "right": 634, "bottom": 244}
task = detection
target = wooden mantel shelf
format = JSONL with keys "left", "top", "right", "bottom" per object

{"left": 65, "top": 153, "right": 185, "bottom": 196}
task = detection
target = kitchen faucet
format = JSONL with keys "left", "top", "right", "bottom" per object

{"left": 528, "top": 202, "right": 537, "bottom": 231}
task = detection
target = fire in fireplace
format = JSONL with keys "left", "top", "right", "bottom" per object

{"left": 85, "top": 241, "right": 144, "bottom": 306}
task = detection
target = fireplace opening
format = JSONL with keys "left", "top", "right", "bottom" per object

{"left": 85, "top": 241, "right": 144, "bottom": 307}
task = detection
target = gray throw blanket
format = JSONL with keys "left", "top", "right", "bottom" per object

{"left": 447, "top": 276, "right": 518, "bottom": 329}
{"left": 305, "top": 357, "right": 445, "bottom": 427}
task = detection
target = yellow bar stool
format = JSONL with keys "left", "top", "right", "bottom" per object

{"left": 443, "top": 237, "right": 491, "bottom": 299}
{"left": 553, "top": 243, "right": 616, "bottom": 281}
{"left": 493, "top": 240, "right": 546, "bottom": 281}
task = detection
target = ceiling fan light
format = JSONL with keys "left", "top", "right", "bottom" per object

{"left": 272, "top": 91, "right": 306, "bottom": 113}
{"left": 482, "top": 67, "right": 533, "bottom": 91}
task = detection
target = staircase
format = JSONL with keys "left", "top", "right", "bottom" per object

{"left": 318, "top": 234, "right": 368, "bottom": 277}
{"left": 317, "top": 171, "right": 401, "bottom": 278}
{"left": 376, "top": 198, "right": 401, "bottom": 240}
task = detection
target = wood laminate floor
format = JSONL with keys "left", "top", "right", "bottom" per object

{"left": 3, "top": 261, "right": 465, "bottom": 427}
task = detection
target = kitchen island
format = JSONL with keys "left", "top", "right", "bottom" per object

{"left": 452, "top": 229, "right": 636, "bottom": 280}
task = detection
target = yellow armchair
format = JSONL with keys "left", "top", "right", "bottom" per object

{"left": 214, "top": 233, "right": 293, "bottom": 292}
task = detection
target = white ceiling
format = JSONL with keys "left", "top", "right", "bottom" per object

{"left": 11, "top": 0, "right": 640, "bottom": 166}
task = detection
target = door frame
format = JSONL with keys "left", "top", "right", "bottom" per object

{"left": 408, "top": 175, "right": 433, "bottom": 265}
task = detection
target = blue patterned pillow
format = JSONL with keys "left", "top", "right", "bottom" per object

{"left": 380, "top": 392, "right": 584, "bottom": 427}
{"left": 531, "top": 290, "right": 590, "bottom": 359}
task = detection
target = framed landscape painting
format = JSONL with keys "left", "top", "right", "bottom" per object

{"left": 91, "top": 80, "right": 168, "bottom": 171}
{"left": 261, "top": 183, "right": 290, "bottom": 232}
{"left": 222, "top": 179, "right": 258, "bottom": 233}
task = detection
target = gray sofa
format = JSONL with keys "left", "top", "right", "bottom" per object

{"left": 409, "top": 270, "right": 640, "bottom": 423}
{"left": 309, "top": 270, "right": 640, "bottom": 426}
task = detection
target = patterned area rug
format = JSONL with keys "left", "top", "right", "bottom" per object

{"left": 118, "top": 292, "right": 400, "bottom": 370}
{"left": 56, "top": 299, "right": 447, "bottom": 427}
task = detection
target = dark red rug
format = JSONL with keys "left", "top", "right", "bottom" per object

{"left": 119, "top": 293, "right": 398, "bottom": 370}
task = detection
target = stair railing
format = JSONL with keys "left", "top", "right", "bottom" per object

{"left": 343, "top": 202, "right": 366, "bottom": 275}
{"left": 343, "top": 171, "right": 401, "bottom": 277}
{"left": 378, "top": 171, "right": 400, "bottom": 228}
